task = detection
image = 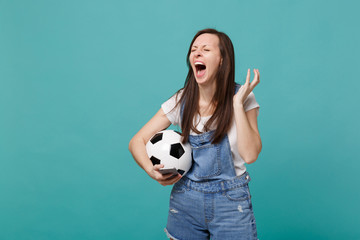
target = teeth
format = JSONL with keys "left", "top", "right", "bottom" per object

{"left": 195, "top": 62, "right": 204, "bottom": 66}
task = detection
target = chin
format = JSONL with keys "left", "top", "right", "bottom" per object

{"left": 195, "top": 77, "right": 207, "bottom": 85}
{"left": 195, "top": 74, "right": 216, "bottom": 86}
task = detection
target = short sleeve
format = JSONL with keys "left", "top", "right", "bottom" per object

{"left": 161, "top": 90, "right": 183, "bottom": 126}
{"left": 243, "top": 92, "right": 260, "bottom": 116}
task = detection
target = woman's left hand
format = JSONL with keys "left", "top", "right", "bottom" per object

{"left": 233, "top": 68, "right": 260, "bottom": 106}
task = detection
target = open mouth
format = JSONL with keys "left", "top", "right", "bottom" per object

{"left": 195, "top": 62, "right": 206, "bottom": 78}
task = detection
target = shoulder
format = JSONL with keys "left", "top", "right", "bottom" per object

{"left": 161, "top": 88, "right": 184, "bottom": 115}
{"left": 167, "top": 89, "right": 184, "bottom": 107}
{"left": 161, "top": 88, "right": 184, "bottom": 126}
{"left": 173, "top": 88, "right": 184, "bottom": 102}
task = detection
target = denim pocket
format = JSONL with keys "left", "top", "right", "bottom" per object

{"left": 225, "top": 185, "right": 250, "bottom": 201}
{"left": 192, "top": 143, "right": 221, "bottom": 179}
{"left": 171, "top": 182, "right": 186, "bottom": 194}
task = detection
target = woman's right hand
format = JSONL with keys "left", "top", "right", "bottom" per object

{"left": 147, "top": 164, "right": 182, "bottom": 186}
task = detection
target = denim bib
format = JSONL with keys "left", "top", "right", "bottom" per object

{"left": 180, "top": 84, "right": 241, "bottom": 181}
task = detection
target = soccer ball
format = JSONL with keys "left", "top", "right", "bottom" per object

{"left": 146, "top": 130, "right": 192, "bottom": 176}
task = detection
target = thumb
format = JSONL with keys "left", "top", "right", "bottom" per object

{"left": 153, "top": 164, "right": 164, "bottom": 171}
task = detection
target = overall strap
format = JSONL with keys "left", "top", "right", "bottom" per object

{"left": 235, "top": 83, "right": 241, "bottom": 94}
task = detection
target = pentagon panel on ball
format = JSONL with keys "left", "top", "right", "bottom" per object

{"left": 145, "top": 130, "right": 193, "bottom": 176}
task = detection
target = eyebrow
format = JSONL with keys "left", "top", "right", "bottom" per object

{"left": 191, "top": 45, "right": 209, "bottom": 48}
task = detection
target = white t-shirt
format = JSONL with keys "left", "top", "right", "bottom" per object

{"left": 161, "top": 89, "right": 260, "bottom": 176}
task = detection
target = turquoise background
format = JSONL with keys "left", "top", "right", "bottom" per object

{"left": 1, "top": 0, "right": 359, "bottom": 239}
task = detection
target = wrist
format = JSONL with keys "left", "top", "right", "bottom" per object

{"left": 233, "top": 102, "right": 244, "bottom": 109}
{"left": 144, "top": 164, "right": 153, "bottom": 174}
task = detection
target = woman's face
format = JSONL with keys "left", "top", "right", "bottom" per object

{"left": 189, "top": 33, "right": 222, "bottom": 86}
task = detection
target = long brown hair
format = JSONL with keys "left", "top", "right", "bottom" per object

{"left": 172, "top": 28, "right": 236, "bottom": 144}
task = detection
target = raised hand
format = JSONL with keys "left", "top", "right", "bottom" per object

{"left": 233, "top": 68, "right": 260, "bottom": 106}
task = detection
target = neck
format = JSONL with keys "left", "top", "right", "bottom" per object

{"left": 198, "top": 80, "right": 216, "bottom": 104}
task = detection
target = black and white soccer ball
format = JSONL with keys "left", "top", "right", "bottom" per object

{"left": 146, "top": 130, "right": 192, "bottom": 176}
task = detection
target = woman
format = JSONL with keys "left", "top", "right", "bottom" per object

{"left": 129, "top": 28, "right": 261, "bottom": 240}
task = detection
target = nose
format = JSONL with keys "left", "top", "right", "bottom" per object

{"left": 194, "top": 49, "right": 202, "bottom": 57}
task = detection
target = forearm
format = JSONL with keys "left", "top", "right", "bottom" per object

{"left": 128, "top": 137, "right": 153, "bottom": 174}
{"left": 233, "top": 103, "right": 261, "bottom": 164}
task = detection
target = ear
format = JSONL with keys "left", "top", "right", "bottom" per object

{"left": 220, "top": 58, "right": 223, "bottom": 66}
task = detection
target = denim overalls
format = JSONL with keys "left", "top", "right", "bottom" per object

{"left": 165, "top": 84, "right": 258, "bottom": 240}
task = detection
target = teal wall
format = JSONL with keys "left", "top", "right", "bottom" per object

{"left": 1, "top": 0, "right": 359, "bottom": 239}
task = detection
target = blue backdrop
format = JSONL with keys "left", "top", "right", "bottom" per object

{"left": 1, "top": 0, "right": 359, "bottom": 239}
